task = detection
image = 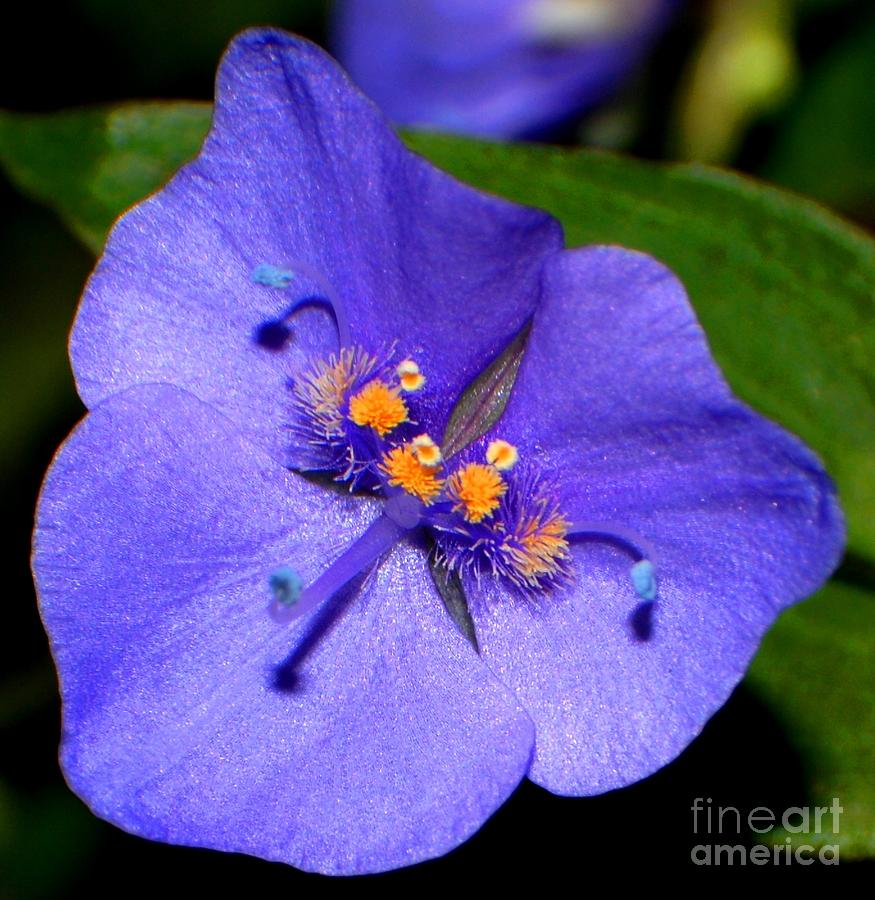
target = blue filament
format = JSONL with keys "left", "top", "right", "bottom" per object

{"left": 251, "top": 260, "right": 352, "bottom": 348}
{"left": 567, "top": 520, "right": 659, "bottom": 601}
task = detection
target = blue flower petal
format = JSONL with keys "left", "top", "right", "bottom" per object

{"left": 70, "top": 30, "right": 562, "bottom": 466}
{"left": 33, "top": 383, "right": 535, "bottom": 873}
{"left": 468, "top": 246, "right": 844, "bottom": 793}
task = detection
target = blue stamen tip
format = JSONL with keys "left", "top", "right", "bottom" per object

{"left": 269, "top": 566, "right": 304, "bottom": 607}
{"left": 252, "top": 264, "right": 295, "bottom": 288}
{"left": 630, "top": 559, "right": 657, "bottom": 601}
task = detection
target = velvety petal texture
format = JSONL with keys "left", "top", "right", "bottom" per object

{"left": 71, "top": 29, "right": 563, "bottom": 464}
{"left": 33, "top": 385, "right": 535, "bottom": 874}
{"left": 468, "top": 246, "right": 845, "bottom": 793}
{"left": 334, "top": 0, "right": 679, "bottom": 139}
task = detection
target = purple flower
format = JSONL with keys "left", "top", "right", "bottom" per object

{"left": 333, "top": 0, "right": 680, "bottom": 139}
{"left": 32, "top": 29, "right": 843, "bottom": 875}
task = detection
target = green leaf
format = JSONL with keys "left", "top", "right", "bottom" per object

{"left": 0, "top": 103, "right": 211, "bottom": 253}
{"left": 745, "top": 580, "right": 875, "bottom": 858}
{"left": 442, "top": 322, "right": 530, "bottom": 460}
{"left": 428, "top": 551, "right": 479, "bottom": 653}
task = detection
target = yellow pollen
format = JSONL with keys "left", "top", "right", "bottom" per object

{"left": 397, "top": 359, "right": 425, "bottom": 392}
{"left": 294, "top": 346, "right": 377, "bottom": 438}
{"left": 348, "top": 379, "right": 408, "bottom": 435}
{"left": 507, "top": 508, "right": 570, "bottom": 585}
{"left": 447, "top": 463, "right": 507, "bottom": 523}
{"left": 381, "top": 444, "right": 444, "bottom": 504}
{"left": 400, "top": 371, "right": 425, "bottom": 392}
{"left": 412, "top": 433, "right": 442, "bottom": 467}
{"left": 486, "top": 439, "right": 519, "bottom": 471}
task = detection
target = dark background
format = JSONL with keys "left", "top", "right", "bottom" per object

{"left": 2, "top": 1, "right": 874, "bottom": 892}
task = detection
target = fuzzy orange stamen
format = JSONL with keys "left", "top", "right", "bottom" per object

{"left": 348, "top": 379, "right": 408, "bottom": 435}
{"left": 294, "top": 346, "right": 377, "bottom": 439}
{"left": 381, "top": 445, "right": 444, "bottom": 505}
{"left": 507, "top": 507, "right": 570, "bottom": 586}
{"left": 447, "top": 463, "right": 507, "bottom": 523}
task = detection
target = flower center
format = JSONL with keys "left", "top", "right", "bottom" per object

{"left": 281, "top": 341, "right": 578, "bottom": 596}
{"left": 253, "top": 314, "right": 658, "bottom": 622}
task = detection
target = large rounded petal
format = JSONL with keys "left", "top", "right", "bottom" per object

{"left": 468, "top": 246, "right": 844, "bottom": 793}
{"left": 71, "top": 29, "right": 562, "bottom": 464}
{"left": 33, "top": 384, "right": 534, "bottom": 873}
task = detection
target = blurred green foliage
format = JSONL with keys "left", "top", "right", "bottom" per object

{"left": 75, "top": 0, "right": 328, "bottom": 89}
{"left": 0, "top": 199, "right": 90, "bottom": 477}
{"left": 674, "top": 0, "right": 798, "bottom": 163}
{"left": 764, "top": 7, "right": 875, "bottom": 221}
{"left": 748, "top": 581, "right": 875, "bottom": 857}
{"left": 0, "top": 105, "right": 210, "bottom": 254}
{"left": 0, "top": 777, "right": 101, "bottom": 899}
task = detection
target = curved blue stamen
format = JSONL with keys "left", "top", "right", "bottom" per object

{"left": 567, "top": 520, "right": 657, "bottom": 563}
{"left": 252, "top": 261, "right": 352, "bottom": 348}
{"left": 269, "top": 513, "right": 406, "bottom": 624}
{"left": 567, "top": 520, "right": 659, "bottom": 601}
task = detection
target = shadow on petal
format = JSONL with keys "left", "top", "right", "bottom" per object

{"left": 628, "top": 600, "right": 656, "bottom": 643}
{"left": 254, "top": 318, "right": 292, "bottom": 351}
